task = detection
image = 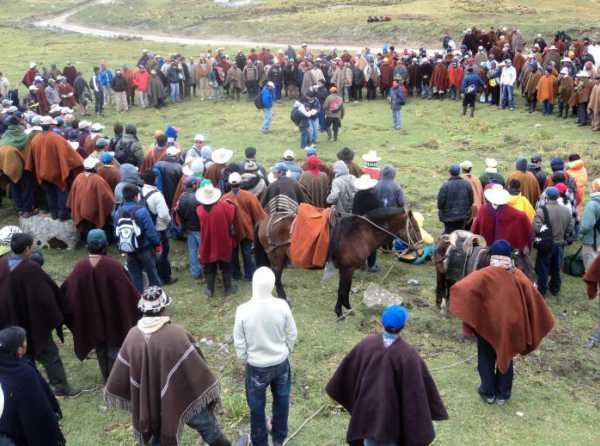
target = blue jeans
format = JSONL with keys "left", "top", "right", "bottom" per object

{"left": 299, "top": 126, "right": 310, "bottom": 148}
{"left": 233, "top": 239, "right": 255, "bottom": 280}
{"left": 392, "top": 109, "right": 402, "bottom": 129}
{"left": 186, "top": 230, "right": 202, "bottom": 279}
{"left": 126, "top": 246, "right": 162, "bottom": 293}
{"left": 274, "top": 83, "right": 282, "bottom": 100}
{"left": 500, "top": 85, "right": 514, "bottom": 109}
{"left": 12, "top": 171, "right": 35, "bottom": 212}
{"left": 262, "top": 108, "right": 272, "bottom": 130}
{"left": 150, "top": 408, "right": 224, "bottom": 445}
{"left": 535, "top": 243, "right": 564, "bottom": 296}
{"left": 542, "top": 100, "right": 553, "bottom": 115}
{"left": 170, "top": 82, "right": 180, "bottom": 102}
{"left": 246, "top": 360, "right": 292, "bottom": 446}
{"left": 42, "top": 181, "right": 69, "bottom": 219}
{"left": 308, "top": 119, "right": 319, "bottom": 144}
{"left": 477, "top": 334, "right": 513, "bottom": 400}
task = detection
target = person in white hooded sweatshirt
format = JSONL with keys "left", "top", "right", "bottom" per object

{"left": 233, "top": 267, "right": 297, "bottom": 446}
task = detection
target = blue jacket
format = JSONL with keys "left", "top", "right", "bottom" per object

{"left": 99, "top": 69, "right": 113, "bottom": 87}
{"left": 281, "top": 160, "right": 302, "bottom": 181}
{"left": 579, "top": 193, "right": 600, "bottom": 246}
{"left": 461, "top": 73, "right": 484, "bottom": 93}
{"left": 113, "top": 201, "right": 160, "bottom": 248}
{"left": 390, "top": 85, "right": 405, "bottom": 111}
{"left": 261, "top": 86, "right": 274, "bottom": 109}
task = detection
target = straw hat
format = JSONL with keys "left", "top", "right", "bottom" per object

{"left": 354, "top": 174, "right": 378, "bottom": 191}
{"left": 484, "top": 184, "right": 510, "bottom": 205}
{"left": 212, "top": 148, "right": 233, "bottom": 164}
{"left": 362, "top": 150, "right": 381, "bottom": 163}
{"left": 195, "top": 183, "right": 222, "bottom": 205}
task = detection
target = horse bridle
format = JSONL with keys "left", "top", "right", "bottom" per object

{"left": 343, "top": 211, "right": 423, "bottom": 252}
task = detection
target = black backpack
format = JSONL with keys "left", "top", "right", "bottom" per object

{"left": 533, "top": 206, "right": 554, "bottom": 255}
{"left": 290, "top": 108, "right": 308, "bottom": 128}
{"left": 114, "top": 139, "right": 137, "bottom": 165}
{"left": 254, "top": 93, "right": 264, "bottom": 110}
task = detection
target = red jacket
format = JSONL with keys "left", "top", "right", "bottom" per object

{"left": 471, "top": 203, "right": 532, "bottom": 251}
{"left": 133, "top": 71, "right": 150, "bottom": 92}
{"left": 197, "top": 200, "right": 236, "bottom": 264}
{"left": 448, "top": 66, "right": 464, "bottom": 88}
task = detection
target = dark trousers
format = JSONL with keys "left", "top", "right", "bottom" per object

{"left": 11, "top": 171, "right": 35, "bottom": 212}
{"left": 42, "top": 182, "right": 69, "bottom": 220}
{"left": 94, "top": 90, "right": 103, "bottom": 113}
{"left": 246, "top": 360, "right": 291, "bottom": 446}
{"left": 578, "top": 103, "right": 589, "bottom": 124}
{"left": 325, "top": 117, "right": 341, "bottom": 140}
{"left": 156, "top": 230, "right": 172, "bottom": 283}
{"left": 351, "top": 85, "right": 363, "bottom": 100}
{"left": 246, "top": 80, "right": 259, "bottom": 99}
{"left": 150, "top": 408, "right": 225, "bottom": 446}
{"left": 535, "top": 244, "right": 564, "bottom": 296}
{"left": 126, "top": 246, "right": 162, "bottom": 293}
{"left": 477, "top": 334, "right": 513, "bottom": 400}
{"left": 32, "top": 336, "right": 68, "bottom": 388}
{"left": 366, "top": 81, "right": 377, "bottom": 100}
{"left": 232, "top": 239, "right": 255, "bottom": 281}
{"left": 367, "top": 250, "right": 377, "bottom": 268}
{"left": 542, "top": 100, "right": 553, "bottom": 115}
{"left": 443, "top": 220, "right": 468, "bottom": 234}
{"left": 96, "top": 344, "right": 119, "bottom": 382}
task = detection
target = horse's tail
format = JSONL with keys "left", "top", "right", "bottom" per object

{"left": 254, "top": 222, "right": 271, "bottom": 268}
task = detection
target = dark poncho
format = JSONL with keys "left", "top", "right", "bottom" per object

{"left": 0, "top": 257, "right": 64, "bottom": 357}
{"left": 326, "top": 334, "right": 448, "bottom": 445}
{"left": 61, "top": 255, "right": 141, "bottom": 361}
{"left": 0, "top": 352, "right": 65, "bottom": 446}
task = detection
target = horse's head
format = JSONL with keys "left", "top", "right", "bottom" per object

{"left": 513, "top": 249, "right": 536, "bottom": 282}
{"left": 399, "top": 209, "right": 424, "bottom": 256}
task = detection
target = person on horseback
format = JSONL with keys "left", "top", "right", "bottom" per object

{"left": 261, "top": 163, "right": 306, "bottom": 215}
{"left": 352, "top": 174, "right": 381, "bottom": 272}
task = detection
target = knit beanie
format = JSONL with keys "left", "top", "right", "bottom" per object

{"left": 550, "top": 158, "right": 565, "bottom": 172}
{"left": 515, "top": 158, "right": 528, "bottom": 172}
{"left": 381, "top": 305, "right": 409, "bottom": 331}
{"left": 490, "top": 240, "right": 513, "bottom": 257}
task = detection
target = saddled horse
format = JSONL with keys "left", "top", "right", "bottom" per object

{"left": 255, "top": 208, "right": 423, "bottom": 317}
{"left": 434, "top": 230, "right": 536, "bottom": 316}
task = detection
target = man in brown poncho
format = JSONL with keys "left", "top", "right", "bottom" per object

{"left": 450, "top": 240, "right": 554, "bottom": 405}
{"left": 524, "top": 65, "right": 542, "bottom": 112}
{"left": 299, "top": 155, "right": 330, "bottom": 209}
{"left": 587, "top": 74, "right": 600, "bottom": 131}
{"left": 430, "top": 56, "right": 450, "bottom": 99}
{"left": 326, "top": 305, "right": 448, "bottom": 445}
{"left": 105, "top": 287, "right": 234, "bottom": 446}
{"left": 67, "top": 157, "right": 115, "bottom": 238}
{"left": 96, "top": 151, "right": 122, "bottom": 190}
{"left": 460, "top": 160, "right": 484, "bottom": 220}
{"left": 61, "top": 229, "right": 139, "bottom": 381}
{"left": 557, "top": 67, "right": 574, "bottom": 118}
{"left": 506, "top": 158, "right": 541, "bottom": 206}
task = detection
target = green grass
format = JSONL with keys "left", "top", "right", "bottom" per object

{"left": 0, "top": 26, "right": 599, "bottom": 445}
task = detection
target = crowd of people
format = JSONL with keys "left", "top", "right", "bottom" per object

{"left": 1, "top": 31, "right": 600, "bottom": 446}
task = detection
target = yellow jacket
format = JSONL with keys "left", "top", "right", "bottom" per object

{"left": 508, "top": 194, "right": 535, "bottom": 223}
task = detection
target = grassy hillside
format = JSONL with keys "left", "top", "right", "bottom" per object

{"left": 0, "top": 26, "right": 599, "bottom": 445}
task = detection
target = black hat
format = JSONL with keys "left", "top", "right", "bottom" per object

{"left": 337, "top": 147, "right": 354, "bottom": 162}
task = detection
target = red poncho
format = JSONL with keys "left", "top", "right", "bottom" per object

{"left": 448, "top": 65, "right": 464, "bottom": 88}
{"left": 470, "top": 203, "right": 532, "bottom": 251}
{"left": 197, "top": 200, "right": 236, "bottom": 263}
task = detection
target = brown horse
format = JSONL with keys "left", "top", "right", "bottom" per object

{"left": 256, "top": 208, "right": 423, "bottom": 317}
{"left": 434, "top": 232, "right": 536, "bottom": 316}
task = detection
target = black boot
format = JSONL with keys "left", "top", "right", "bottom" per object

{"left": 223, "top": 270, "right": 238, "bottom": 296}
{"left": 326, "top": 128, "right": 332, "bottom": 141}
{"left": 204, "top": 272, "right": 216, "bottom": 298}
{"left": 462, "top": 105, "right": 467, "bottom": 116}
{"left": 470, "top": 107, "right": 474, "bottom": 118}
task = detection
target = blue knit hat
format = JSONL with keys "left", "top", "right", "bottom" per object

{"left": 516, "top": 158, "right": 528, "bottom": 172}
{"left": 490, "top": 240, "right": 512, "bottom": 257}
{"left": 272, "top": 162, "right": 288, "bottom": 174}
{"left": 546, "top": 186, "right": 559, "bottom": 199}
{"left": 381, "top": 305, "right": 409, "bottom": 331}
{"left": 550, "top": 157, "right": 564, "bottom": 171}
{"left": 164, "top": 126, "right": 178, "bottom": 140}
{"left": 449, "top": 164, "right": 460, "bottom": 176}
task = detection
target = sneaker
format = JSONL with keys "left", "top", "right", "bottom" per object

{"left": 496, "top": 398, "right": 509, "bottom": 406}
{"left": 478, "top": 392, "right": 495, "bottom": 405}
{"left": 54, "top": 385, "right": 82, "bottom": 398}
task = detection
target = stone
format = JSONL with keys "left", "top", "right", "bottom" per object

{"left": 19, "top": 214, "right": 79, "bottom": 250}
{"left": 362, "top": 283, "right": 404, "bottom": 308}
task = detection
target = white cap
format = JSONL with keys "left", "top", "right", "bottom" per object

{"left": 29, "top": 62, "right": 36, "bottom": 69}
{"left": 283, "top": 149, "right": 294, "bottom": 160}
{"left": 267, "top": 81, "right": 275, "bottom": 88}
{"left": 83, "top": 156, "right": 99, "bottom": 170}
{"left": 228, "top": 172, "right": 242, "bottom": 185}
{"left": 460, "top": 160, "right": 473, "bottom": 170}
{"left": 194, "top": 133, "right": 205, "bottom": 142}
{"left": 167, "top": 146, "right": 181, "bottom": 156}
{"left": 91, "top": 122, "right": 104, "bottom": 132}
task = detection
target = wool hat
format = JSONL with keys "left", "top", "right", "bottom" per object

{"left": 305, "top": 146, "right": 317, "bottom": 156}
{"left": 195, "top": 183, "right": 222, "bottom": 205}
{"left": 138, "top": 286, "right": 172, "bottom": 314}
{"left": 184, "top": 176, "right": 201, "bottom": 187}
{"left": 448, "top": 164, "right": 460, "bottom": 176}
{"left": 555, "top": 183, "right": 568, "bottom": 195}
{"left": 516, "top": 158, "right": 528, "bottom": 172}
{"left": 550, "top": 158, "right": 564, "bottom": 171}
{"left": 508, "top": 179, "right": 521, "bottom": 195}
{"left": 531, "top": 154, "right": 542, "bottom": 163}
{"left": 87, "top": 228, "right": 107, "bottom": 246}
{"left": 490, "top": 239, "right": 512, "bottom": 257}
{"left": 100, "top": 152, "right": 113, "bottom": 164}
{"left": 546, "top": 186, "right": 560, "bottom": 199}
{"left": 337, "top": 147, "right": 354, "bottom": 162}
{"left": 164, "top": 126, "right": 179, "bottom": 140}
{"left": 381, "top": 305, "right": 409, "bottom": 330}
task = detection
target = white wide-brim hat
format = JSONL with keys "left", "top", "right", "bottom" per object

{"left": 484, "top": 184, "right": 510, "bottom": 205}
{"left": 354, "top": 174, "right": 378, "bottom": 191}
{"left": 195, "top": 184, "right": 222, "bottom": 205}
{"left": 362, "top": 150, "right": 381, "bottom": 163}
{"left": 212, "top": 148, "right": 233, "bottom": 164}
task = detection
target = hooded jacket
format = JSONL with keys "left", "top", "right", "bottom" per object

{"left": 579, "top": 192, "right": 600, "bottom": 247}
{"left": 326, "top": 161, "right": 356, "bottom": 213}
{"left": 375, "top": 165, "right": 405, "bottom": 209}
{"left": 233, "top": 267, "right": 298, "bottom": 367}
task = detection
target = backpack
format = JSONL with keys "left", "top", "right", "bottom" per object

{"left": 140, "top": 189, "right": 159, "bottom": 225}
{"left": 563, "top": 246, "right": 585, "bottom": 277}
{"left": 290, "top": 107, "right": 306, "bottom": 127}
{"left": 114, "top": 139, "right": 137, "bottom": 165}
{"left": 115, "top": 206, "right": 143, "bottom": 253}
{"left": 254, "top": 93, "right": 264, "bottom": 109}
{"left": 533, "top": 206, "right": 554, "bottom": 255}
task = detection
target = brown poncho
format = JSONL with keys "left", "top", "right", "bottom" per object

{"left": 430, "top": 63, "right": 450, "bottom": 92}
{"left": 450, "top": 266, "right": 555, "bottom": 373}
{"left": 506, "top": 171, "right": 541, "bottom": 206}
{"left": 299, "top": 170, "right": 330, "bottom": 209}
{"left": 0, "top": 257, "right": 65, "bottom": 357}
{"left": 61, "top": 255, "right": 140, "bottom": 360}
{"left": 0, "top": 145, "right": 25, "bottom": 183}
{"left": 326, "top": 334, "right": 448, "bottom": 445}
{"left": 222, "top": 189, "right": 266, "bottom": 243}
{"left": 105, "top": 322, "right": 221, "bottom": 446}
{"left": 67, "top": 172, "right": 115, "bottom": 229}
{"left": 25, "top": 131, "right": 83, "bottom": 190}
{"left": 96, "top": 163, "right": 122, "bottom": 190}
{"left": 583, "top": 254, "right": 600, "bottom": 300}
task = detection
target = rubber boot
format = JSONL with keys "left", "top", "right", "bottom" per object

{"left": 204, "top": 272, "right": 216, "bottom": 298}
{"left": 223, "top": 270, "right": 238, "bottom": 296}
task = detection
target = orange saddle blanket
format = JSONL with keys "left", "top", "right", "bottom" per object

{"left": 289, "top": 203, "right": 331, "bottom": 268}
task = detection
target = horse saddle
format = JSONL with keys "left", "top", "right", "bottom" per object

{"left": 443, "top": 230, "right": 487, "bottom": 283}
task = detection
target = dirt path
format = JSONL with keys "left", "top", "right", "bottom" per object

{"left": 33, "top": 0, "right": 376, "bottom": 51}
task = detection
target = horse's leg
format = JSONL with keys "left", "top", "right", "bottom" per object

{"left": 441, "top": 280, "right": 452, "bottom": 318}
{"left": 274, "top": 267, "right": 287, "bottom": 301}
{"left": 335, "top": 268, "right": 354, "bottom": 317}
{"left": 435, "top": 269, "right": 446, "bottom": 309}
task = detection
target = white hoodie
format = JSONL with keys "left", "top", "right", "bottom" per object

{"left": 233, "top": 267, "right": 298, "bottom": 367}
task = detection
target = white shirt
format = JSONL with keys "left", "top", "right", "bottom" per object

{"left": 0, "top": 76, "right": 9, "bottom": 98}
{"left": 141, "top": 184, "right": 171, "bottom": 231}
{"left": 500, "top": 66, "right": 517, "bottom": 86}
{"left": 233, "top": 268, "right": 298, "bottom": 367}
